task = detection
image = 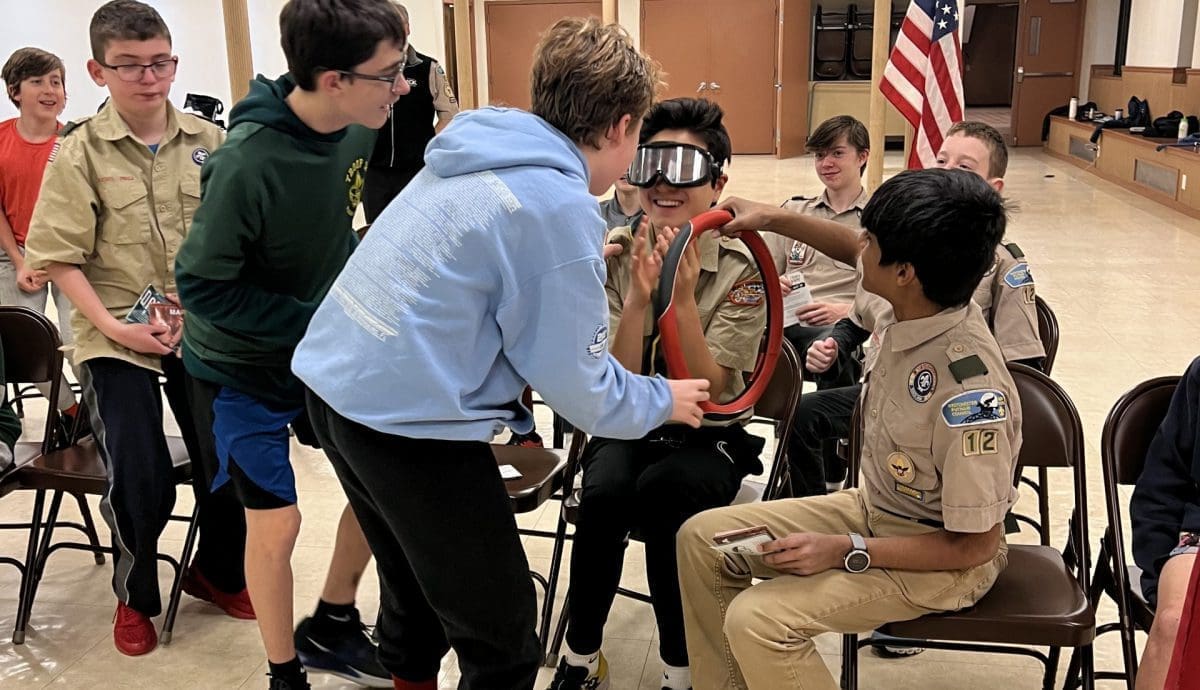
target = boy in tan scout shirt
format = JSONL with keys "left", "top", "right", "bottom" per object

{"left": 677, "top": 168, "right": 1020, "bottom": 690}
{"left": 23, "top": 0, "right": 249, "bottom": 657}
{"left": 549, "top": 98, "right": 767, "bottom": 690}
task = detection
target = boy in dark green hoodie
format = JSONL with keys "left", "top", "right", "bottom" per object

{"left": 0, "top": 336, "right": 21, "bottom": 472}
{"left": 174, "top": 1, "right": 409, "bottom": 688}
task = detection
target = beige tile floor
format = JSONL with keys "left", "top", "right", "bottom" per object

{"left": 2, "top": 147, "right": 1198, "bottom": 688}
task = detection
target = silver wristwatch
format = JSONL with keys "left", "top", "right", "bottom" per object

{"left": 844, "top": 532, "right": 870, "bottom": 573}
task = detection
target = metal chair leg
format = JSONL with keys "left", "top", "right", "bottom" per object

{"left": 1043, "top": 646, "right": 1062, "bottom": 690}
{"left": 12, "top": 489, "right": 46, "bottom": 644}
{"left": 538, "top": 509, "right": 570, "bottom": 655}
{"left": 546, "top": 592, "right": 570, "bottom": 667}
{"left": 73, "top": 493, "right": 105, "bottom": 565}
{"left": 161, "top": 502, "right": 201, "bottom": 645}
{"left": 841, "top": 634, "right": 858, "bottom": 690}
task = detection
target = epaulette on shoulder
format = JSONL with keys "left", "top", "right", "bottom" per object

{"left": 780, "top": 195, "right": 813, "bottom": 208}
{"left": 1003, "top": 242, "right": 1024, "bottom": 260}
{"left": 58, "top": 116, "right": 94, "bottom": 138}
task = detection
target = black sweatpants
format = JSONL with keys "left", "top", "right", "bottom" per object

{"left": 787, "top": 383, "right": 862, "bottom": 498}
{"left": 305, "top": 389, "right": 540, "bottom": 689}
{"left": 79, "top": 355, "right": 247, "bottom": 616}
{"left": 565, "top": 426, "right": 759, "bottom": 666}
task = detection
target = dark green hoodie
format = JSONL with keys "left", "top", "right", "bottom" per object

{"left": 176, "top": 74, "right": 374, "bottom": 407}
{"left": 0, "top": 337, "right": 22, "bottom": 459}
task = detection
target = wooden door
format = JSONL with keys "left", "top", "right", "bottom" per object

{"left": 485, "top": 0, "right": 602, "bottom": 110}
{"left": 1009, "top": 0, "right": 1085, "bottom": 146}
{"left": 707, "top": 0, "right": 778, "bottom": 153}
{"left": 642, "top": 0, "right": 780, "bottom": 155}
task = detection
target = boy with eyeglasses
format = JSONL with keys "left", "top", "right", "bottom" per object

{"left": 174, "top": 0, "right": 411, "bottom": 687}
{"left": 23, "top": 0, "right": 250, "bottom": 657}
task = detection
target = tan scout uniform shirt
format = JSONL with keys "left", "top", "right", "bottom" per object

{"left": 605, "top": 224, "right": 767, "bottom": 425}
{"left": 429, "top": 60, "right": 460, "bottom": 117}
{"left": 24, "top": 102, "right": 223, "bottom": 373}
{"left": 860, "top": 302, "right": 1022, "bottom": 533}
{"left": 767, "top": 188, "right": 867, "bottom": 304}
{"left": 850, "top": 245, "right": 1045, "bottom": 371}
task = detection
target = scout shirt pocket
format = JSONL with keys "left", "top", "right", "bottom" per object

{"left": 96, "top": 178, "right": 151, "bottom": 245}
{"left": 179, "top": 171, "right": 202, "bottom": 232}
{"left": 882, "top": 399, "right": 940, "bottom": 497}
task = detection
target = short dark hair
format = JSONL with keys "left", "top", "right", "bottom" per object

{"left": 807, "top": 115, "right": 869, "bottom": 174}
{"left": 946, "top": 120, "right": 1008, "bottom": 178}
{"left": 862, "top": 168, "right": 1006, "bottom": 309}
{"left": 280, "top": 0, "right": 408, "bottom": 91}
{"left": 89, "top": 0, "right": 172, "bottom": 62}
{"left": 640, "top": 97, "right": 731, "bottom": 185}
{"left": 2, "top": 48, "right": 65, "bottom": 108}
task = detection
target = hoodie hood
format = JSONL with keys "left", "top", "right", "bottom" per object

{"left": 424, "top": 107, "right": 589, "bottom": 185}
{"left": 229, "top": 73, "right": 346, "bottom": 143}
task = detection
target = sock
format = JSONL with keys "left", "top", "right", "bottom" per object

{"left": 563, "top": 641, "right": 600, "bottom": 674}
{"left": 268, "top": 657, "right": 307, "bottom": 686}
{"left": 662, "top": 663, "right": 691, "bottom": 690}
{"left": 392, "top": 678, "right": 437, "bottom": 690}
{"left": 310, "top": 599, "right": 358, "bottom": 637}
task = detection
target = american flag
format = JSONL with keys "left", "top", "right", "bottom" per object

{"left": 880, "top": 0, "right": 964, "bottom": 169}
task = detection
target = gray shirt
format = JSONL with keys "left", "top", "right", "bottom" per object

{"left": 599, "top": 196, "right": 641, "bottom": 230}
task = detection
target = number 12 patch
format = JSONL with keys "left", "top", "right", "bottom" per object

{"left": 962, "top": 429, "right": 1000, "bottom": 456}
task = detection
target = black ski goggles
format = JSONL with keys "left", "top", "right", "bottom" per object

{"left": 627, "top": 142, "right": 722, "bottom": 188}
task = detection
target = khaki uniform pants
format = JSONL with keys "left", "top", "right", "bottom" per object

{"left": 677, "top": 489, "right": 1007, "bottom": 690}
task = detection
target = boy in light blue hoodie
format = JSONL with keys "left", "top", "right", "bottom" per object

{"left": 291, "top": 17, "right": 710, "bottom": 690}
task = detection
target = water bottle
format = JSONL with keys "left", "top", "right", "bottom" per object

{"left": 1068, "top": 97, "right": 1078, "bottom": 120}
{"left": 1180, "top": 117, "right": 1190, "bottom": 141}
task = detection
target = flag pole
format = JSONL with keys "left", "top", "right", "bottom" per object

{"left": 867, "top": 0, "right": 891, "bottom": 190}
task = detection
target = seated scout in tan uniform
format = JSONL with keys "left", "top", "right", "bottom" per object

{"left": 791, "top": 120, "right": 1044, "bottom": 503}
{"left": 547, "top": 98, "right": 767, "bottom": 690}
{"left": 677, "top": 168, "right": 1020, "bottom": 690}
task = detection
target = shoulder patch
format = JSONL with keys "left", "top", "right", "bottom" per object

{"left": 1003, "top": 262, "right": 1034, "bottom": 288}
{"left": 726, "top": 279, "right": 765, "bottom": 307}
{"left": 435, "top": 63, "right": 446, "bottom": 76}
{"left": 941, "top": 389, "right": 1009, "bottom": 427}
{"left": 948, "top": 354, "right": 989, "bottom": 383}
{"left": 1004, "top": 242, "right": 1025, "bottom": 260}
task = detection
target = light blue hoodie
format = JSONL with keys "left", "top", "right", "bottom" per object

{"left": 292, "top": 107, "right": 674, "bottom": 441}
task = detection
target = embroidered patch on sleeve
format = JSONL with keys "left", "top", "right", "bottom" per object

{"left": 586, "top": 325, "right": 608, "bottom": 359}
{"left": 1004, "top": 262, "right": 1034, "bottom": 288}
{"left": 962, "top": 429, "right": 1000, "bottom": 456}
{"left": 726, "top": 280, "right": 765, "bottom": 307}
{"left": 941, "top": 390, "right": 1008, "bottom": 427}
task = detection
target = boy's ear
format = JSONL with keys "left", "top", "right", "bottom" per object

{"left": 989, "top": 177, "right": 1005, "bottom": 193}
{"left": 605, "top": 113, "right": 635, "bottom": 149}
{"left": 314, "top": 69, "right": 345, "bottom": 95}
{"left": 895, "top": 261, "right": 919, "bottom": 288}
{"left": 86, "top": 59, "right": 107, "bottom": 87}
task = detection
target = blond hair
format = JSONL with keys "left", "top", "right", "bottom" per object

{"left": 530, "top": 17, "right": 661, "bottom": 147}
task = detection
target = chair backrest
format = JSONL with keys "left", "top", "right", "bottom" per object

{"left": 0, "top": 306, "right": 65, "bottom": 453}
{"left": 750, "top": 339, "right": 803, "bottom": 501}
{"left": 1097, "top": 374, "right": 1180, "bottom": 629}
{"left": 1102, "top": 376, "right": 1179, "bottom": 486}
{"left": 1034, "top": 296, "right": 1060, "bottom": 375}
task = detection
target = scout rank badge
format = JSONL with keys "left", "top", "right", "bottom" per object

{"left": 908, "top": 362, "right": 937, "bottom": 403}
{"left": 887, "top": 452, "right": 924, "bottom": 501}
{"left": 726, "top": 279, "right": 765, "bottom": 307}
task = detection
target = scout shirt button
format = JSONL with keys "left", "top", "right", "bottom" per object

{"left": 953, "top": 344, "right": 964, "bottom": 353}
{"left": 159, "top": 204, "right": 168, "bottom": 212}
{"left": 870, "top": 409, "right": 877, "bottom": 418}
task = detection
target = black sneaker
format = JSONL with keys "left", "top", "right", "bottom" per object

{"left": 267, "top": 670, "right": 310, "bottom": 690}
{"left": 294, "top": 615, "right": 392, "bottom": 688}
{"left": 547, "top": 654, "right": 609, "bottom": 690}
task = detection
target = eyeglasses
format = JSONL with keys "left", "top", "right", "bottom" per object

{"left": 98, "top": 57, "right": 178, "bottom": 82}
{"left": 332, "top": 69, "right": 408, "bottom": 92}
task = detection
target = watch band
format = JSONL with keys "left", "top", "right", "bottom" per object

{"left": 849, "top": 532, "right": 867, "bottom": 552}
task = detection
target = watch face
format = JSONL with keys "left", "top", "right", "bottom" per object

{"left": 846, "top": 551, "right": 870, "bottom": 573}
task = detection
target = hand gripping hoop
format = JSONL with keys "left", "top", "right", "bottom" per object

{"left": 651, "top": 210, "right": 784, "bottom": 418}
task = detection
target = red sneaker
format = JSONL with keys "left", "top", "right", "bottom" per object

{"left": 506, "top": 431, "right": 544, "bottom": 448}
{"left": 181, "top": 566, "right": 256, "bottom": 620}
{"left": 113, "top": 602, "right": 157, "bottom": 656}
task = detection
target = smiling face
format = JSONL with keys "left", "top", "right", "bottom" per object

{"left": 335, "top": 39, "right": 408, "bottom": 130}
{"left": 13, "top": 69, "right": 65, "bottom": 122}
{"left": 812, "top": 134, "right": 867, "bottom": 193}
{"left": 638, "top": 128, "right": 727, "bottom": 230}
{"left": 934, "top": 133, "right": 1003, "bottom": 192}
{"left": 87, "top": 37, "right": 174, "bottom": 120}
